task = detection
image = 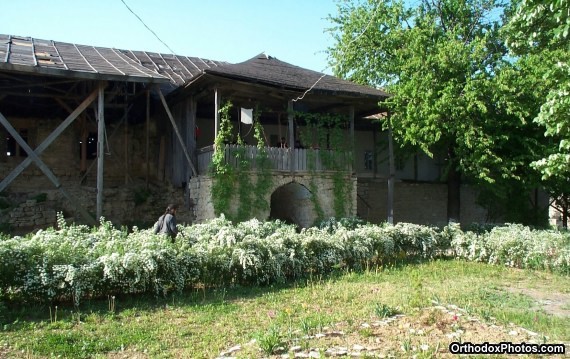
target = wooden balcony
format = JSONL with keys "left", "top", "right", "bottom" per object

{"left": 197, "top": 144, "right": 352, "bottom": 175}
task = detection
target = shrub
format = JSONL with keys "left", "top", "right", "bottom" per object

{"left": 0, "top": 215, "right": 568, "bottom": 306}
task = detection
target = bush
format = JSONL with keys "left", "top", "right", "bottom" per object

{"left": 0, "top": 214, "right": 568, "bottom": 305}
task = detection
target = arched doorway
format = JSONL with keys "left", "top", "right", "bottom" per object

{"left": 270, "top": 182, "right": 314, "bottom": 229}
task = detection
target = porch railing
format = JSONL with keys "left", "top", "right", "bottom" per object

{"left": 197, "top": 144, "right": 351, "bottom": 175}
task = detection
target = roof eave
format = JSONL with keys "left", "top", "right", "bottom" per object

{"left": 0, "top": 63, "right": 170, "bottom": 84}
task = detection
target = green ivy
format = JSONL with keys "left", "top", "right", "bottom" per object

{"left": 211, "top": 103, "right": 272, "bottom": 221}
{"left": 297, "top": 111, "right": 354, "bottom": 218}
{"left": 211, "top": 101, "right": 236, "bottom": 219}
{"left": 252, "top": 108, "right": 273, "bottom": 215}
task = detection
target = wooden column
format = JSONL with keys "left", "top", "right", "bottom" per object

{"left": 372, "top": 122, "right": 378, "bottom": 177}
{"left": 387, "top": 113, "right": 395, "bottom": 225}
{"left": 145, "top": 89, "right": 150, "bottom": 188}
{"left": 187, "top": 97, "right": 197, "bottom": 175}
{"left": 0, "top": 127, "right": 6, "bottom": 163}
{"left": 124, "top": 95, "right": 129, "bottom": 185}
{"left": 80, "top": 115, "right": 87, "bottom": 172}
{"left": 349, "top": 105, "right": 355, "bottom": 173}
{"left": 214, "top": 88, "right": 220, "bottom": 139}
{"left": 288, "top": 100, "right": 295, "bottom": 173}
{"left": 96, "top": 83, "right": 105, "bottom": 221}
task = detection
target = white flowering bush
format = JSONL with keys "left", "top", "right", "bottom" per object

{"left": 1, "top": 213, "right": 568, "bottom": 305}
{"left": 451, "top": 224, "right": 570, "bottom": 274}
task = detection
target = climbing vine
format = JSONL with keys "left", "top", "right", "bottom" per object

{"left": 211, "top": 101, "right": 236, "bottom": 218}
{"left": 297, "top": 111, "right": 354, "bottom": 219}
{"left": 252, "top": 107, "right": 273, "bottom": 215}
{"left": 211, "top": 103, "right": 272, "bottom": 221}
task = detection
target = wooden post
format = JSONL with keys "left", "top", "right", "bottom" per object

{"left": 80, "top": 115, "right": 87, "bottom": 172}
{"left": 387, "top": 113, "right": 395, "bottom": 225}
{"left": 124, "top": 95, "right": 129, "bottom": 185}
{"left": 288, "top": 100, "right": 295, "bottom": 173}
{"left": 96, "top": 83, "right": 105, "bottom": 221}
{"left": 0, "top": 127, "right": 6, "bottom": 163}
{"left": 349, "top": 105, "right": 355, "bottom": 173}
{"left": 372, "top": 122, "right": 378, "bottom": 177}
{"left": 145, "top": 89, "right": 150, "bottom": 188}
{"left": 214, "top": 88, "right": 220, "bottom": 140}
{"left": 187, "top": 97, "right": 197, "bottom": 175}
{"left": 157, "top": 88, "right": 197, "bottom": 177}
{"left": 158, "top": 136, "right": 165, "bottom": 180}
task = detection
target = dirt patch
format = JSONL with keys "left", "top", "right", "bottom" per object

{"left": 219, "top": 305, "right": 569, "bottom": 358}
{"left": 506, "top": 286, "right": 570, "bottom": 318}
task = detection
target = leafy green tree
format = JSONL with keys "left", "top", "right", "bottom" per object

{"left": 505, "top": 0, "right": 570, "bottom": 226}
{"left": 327, "top": 0, "right": 535, "bottom": 222}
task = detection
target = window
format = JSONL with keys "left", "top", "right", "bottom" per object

{"left": 364, "top": 151, "right": 373, "bottom": 170}
{"left": 79, "top": 132, "right": 98, "bottom": 159}
{"left": 6, "top": 129, "right": 29, "bottom": 157}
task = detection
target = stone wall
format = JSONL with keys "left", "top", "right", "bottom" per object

{"left": 9, "top": 199, "right": 57, "bottom": 228}
{"left": 0, "top": 114, "right": 197, "bottom": 233}
{"left": 189, "top": 173, "right": 358, "bottom": 227}
{"left": 0, "top": 182, "right": 191, "bottom": 233}
{"left": 357, "top": 178, "right": 488, "bottom": 226}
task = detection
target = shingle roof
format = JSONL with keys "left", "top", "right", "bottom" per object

{"left": 203, "top": 53, "right": 389, "bottom": 99}
{"left": 0, "top": 34, "right": 227, "bottom": 84}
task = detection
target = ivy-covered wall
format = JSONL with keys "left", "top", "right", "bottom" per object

{"left": 189, "top": 174, "right": 357, "bottom": 228}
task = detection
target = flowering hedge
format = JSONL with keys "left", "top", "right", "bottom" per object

{"left": 451, "top": 224, "right": 570, "bottom": 274}
{"left": 0, "top": 215, "right": 568, "bottom": 305}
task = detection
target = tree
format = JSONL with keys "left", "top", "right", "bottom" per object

{"left": 505, "top": 0, "right": 570, "bottom": 227}
{"left": 327, "top": 0, "right": 532, "bottom": 223}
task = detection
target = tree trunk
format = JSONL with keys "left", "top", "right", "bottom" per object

{"left": 447, "top": 160, "right": 461, "bottom": 223}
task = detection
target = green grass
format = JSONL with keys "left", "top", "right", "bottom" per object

{"left": 1, "top": 259, "right": 569, "bottom": 358}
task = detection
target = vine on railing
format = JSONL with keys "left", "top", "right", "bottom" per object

{"left": 297, "top": 111, "right": 354, "bottom": 219}
{"left": 211, "top": 101, "right": 236, "bottom": 218}
{"left": 211, "top": 103, "right": 272, "bottom": 221}
{"left": 252, "top": 107, "right": 273, "bottom": 215}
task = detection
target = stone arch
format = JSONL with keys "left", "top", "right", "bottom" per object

{"left": 269, "top": 181, "right": 315, "bottom": 229}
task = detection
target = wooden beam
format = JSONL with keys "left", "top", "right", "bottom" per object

{"left": 288, "top": 100, "right": 295, "bottom": 173}
{"left": 96, "top": 83, "right": 105, "bottom": 221}
{"left": 187, "top": 96, "right": 197, "bottom": 178}
{"left": 387, "top": 113, "right": 395, "bottom": 225}
{"left": 157, "top": 87, "right": 197, "bottom": 177}
{"left": 0, "top": 84, "right": 103, "bottom": 192}
{"left": 124, "top": 100, "right": 129, "bottom": 185}
{"left": 214, "top": 88, "right": 220, "bottom": 139}
{"left": 349, "top": 105, "right": 355, "bottom": 173}
{"left": 78, "top": 103, "right": 133, "bottom": 184}
{"left": 0, "top": 111, "right": 96, "bottom": 225}
{"left": 145, "top": 89, "right": 150, "bottom": 188}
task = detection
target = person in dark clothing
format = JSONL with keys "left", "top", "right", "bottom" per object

{"left": 154, "top": 204, "right": 178, "bottom": 241}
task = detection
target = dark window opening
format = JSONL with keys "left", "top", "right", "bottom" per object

{"left": 79, "top": 132, "right": 98, "bottom": 159}
{"left": 6, "top": 129, "right": 29, "bottom": 157}
{"left": 364, "top": 151, "right": 373, "bottom": 170}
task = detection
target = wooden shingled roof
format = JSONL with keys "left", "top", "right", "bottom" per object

{"left": 202, "top": 53, "right": 389, "bottom": 100}
{"left": 0, "top": 34, "right": 227, "bottom": 85}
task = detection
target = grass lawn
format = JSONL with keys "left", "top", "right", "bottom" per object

{"left": 1, "top": 259, "right": 569, "bottom": 358}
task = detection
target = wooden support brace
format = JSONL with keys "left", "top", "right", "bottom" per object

{"left": 0, "top": 111, "right": 96, "bottom": 225}
{"left": 157, "top": 87, "right": 197, "bottom": 177}
{"left": 0, "top": 84, "right": 104, "bottom": 193}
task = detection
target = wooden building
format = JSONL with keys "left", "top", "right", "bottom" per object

{"left": 0, "top": 34, "right": 493, "bottom": 231}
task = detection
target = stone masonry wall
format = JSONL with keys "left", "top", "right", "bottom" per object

{"left": 189, "top": 173, "right": 358, "bottom": 227}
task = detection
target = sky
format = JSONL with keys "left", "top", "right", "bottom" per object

{"left": 1, "top": 0, "right": 339, "bottom": 74}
